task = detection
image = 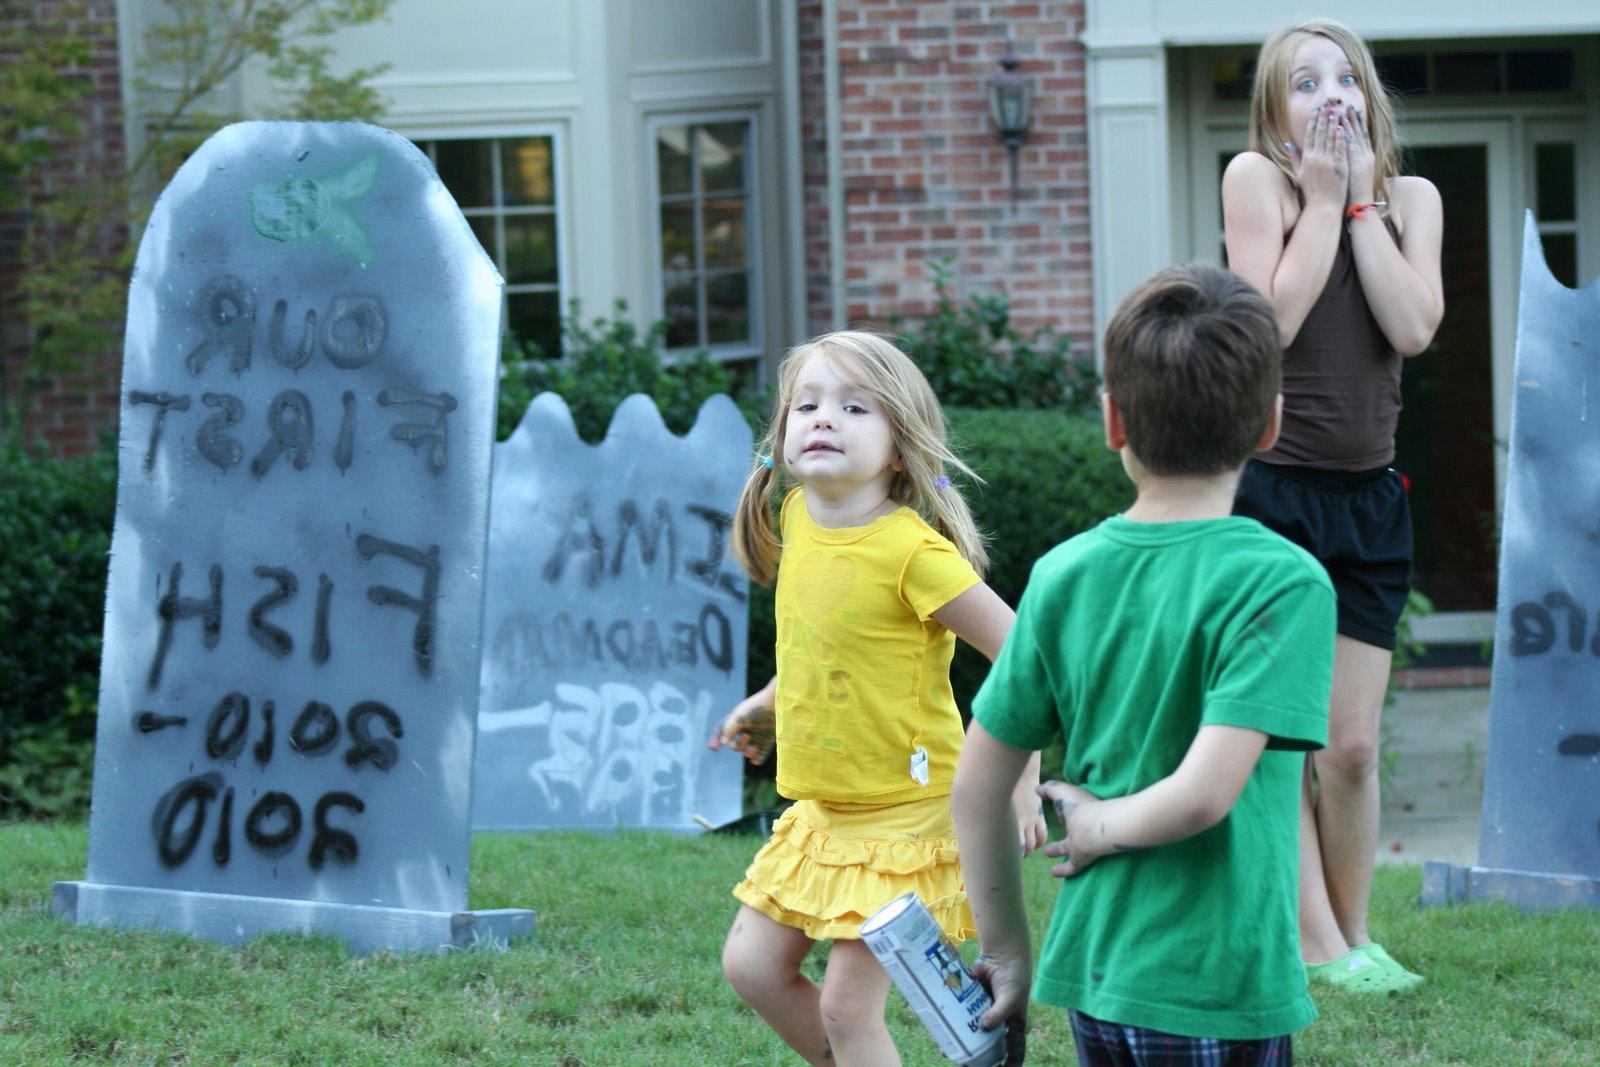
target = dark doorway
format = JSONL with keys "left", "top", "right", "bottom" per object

{"left": 1395, "top": 145, "right": 1498, "bottom": 611}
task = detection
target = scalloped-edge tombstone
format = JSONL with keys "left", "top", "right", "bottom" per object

{"left": 51, "top": 121, "right": 533, "bottom": 953}
{"left": 473, "top": 392, "right": 751, "bottom": 832}
{"left": 1425, "top": 213, "right": 1600, "bottom": 910}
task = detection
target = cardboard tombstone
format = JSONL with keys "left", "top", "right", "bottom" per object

{"left": 52, "top": 121, "right": 533, "bottom": 953}
{"left": 473, "top": 393, "right": 750, "bottom": 832}
{"left": 1425, "top": 214, "right": 1600, "bottom": 909}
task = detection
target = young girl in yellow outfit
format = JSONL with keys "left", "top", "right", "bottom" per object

{"left": 709, "top": 331, "right": 1044, "bottom": 1065}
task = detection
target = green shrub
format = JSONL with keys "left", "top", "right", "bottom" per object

{"left": 497, "top": 301, "right": 738, "bottom": 442}
{"left": 892, "top": 258, "right": 1099, "bottom": 414}
{"left": 0, "top": 433, "right": 115, "bottom": 818}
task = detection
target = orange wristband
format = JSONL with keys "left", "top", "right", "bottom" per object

{"left": 1345, "top": 202, "right": 1378, "bottom": 220}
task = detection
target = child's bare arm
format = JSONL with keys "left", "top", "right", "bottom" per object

{"left": 1039, "top": 723, "right": 1270, "bottom": 877}
{"left": 952, "top": 721, "right": 1033, "bottom": 1029}
{"left": 935, "top": 585, "right": 1048, "bottom": 852}
{"left": 930, "top": 581, "right": 1013, "bottom": 662}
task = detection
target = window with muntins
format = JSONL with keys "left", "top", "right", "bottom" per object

{"left": 416, "top": 136, "right": 562, "bottom": 356}
{"left": 655, "top": 119, "right": 757, "bottom": 355}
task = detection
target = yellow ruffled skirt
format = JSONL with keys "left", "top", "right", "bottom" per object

{"left": 732, "top": 792, "right": 976, "bottom": 942}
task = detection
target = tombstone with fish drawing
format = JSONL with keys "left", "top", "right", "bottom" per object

{"left": 473, "top": 392, "right": 750, "bottom": 832}
{"left": 51, "top": 121, "right": 533, "bottom": 953}
{"left": 1425, "top": 214, "right": 1600, "bottom": 910}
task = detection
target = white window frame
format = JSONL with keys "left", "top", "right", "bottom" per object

{"left": 409, "top": 123, "right": 571, "bottom": 354}
{"left": 645, "top": 109, "right": 764, "bottom": 362}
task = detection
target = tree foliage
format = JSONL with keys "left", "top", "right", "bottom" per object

{"left": 2, "top": 0, "right": 394, "bottom": 417}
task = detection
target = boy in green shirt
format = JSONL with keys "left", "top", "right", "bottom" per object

{"left": 953, "top": 262, "right": 1336, "bottom": 1063}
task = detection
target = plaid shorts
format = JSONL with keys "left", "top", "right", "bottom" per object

{"left": 1069, "top": 1010, "right": 1292, "bottom": 1066}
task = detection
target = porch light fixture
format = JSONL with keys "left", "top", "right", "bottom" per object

{"left": 988, "top": 42, "right": 1033, "bottom": 213}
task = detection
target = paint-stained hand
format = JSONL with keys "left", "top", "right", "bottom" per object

{"left": 972, "top": 952, "right": 1030, "bottom": 1063}
{"left": 1037, "top": 779, "right": 1102, "bottom": 878}
{"left": 1291, "top": 103, "right": 1348, "bottom": 210}
{"left": 708, "top": 694, "right": 776, "bottom": 765}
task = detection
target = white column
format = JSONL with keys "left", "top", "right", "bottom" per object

{"left": 1083, "top": 1, "right": 1171, "bottom": 352}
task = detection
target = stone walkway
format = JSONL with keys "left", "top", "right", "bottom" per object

{"left": 1376, "top": 686, "right": 1489, "bottom": 867}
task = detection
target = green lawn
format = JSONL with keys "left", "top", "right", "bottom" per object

{"left": 1, "top": 822, "right": 1595, "bottom": 1065}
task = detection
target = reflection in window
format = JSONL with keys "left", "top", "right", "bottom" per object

{"left": 656, "top": 120, "right": 756, "bottom": 352}
{"left": 417, "top": 136, "right": 561, "bottom": 355}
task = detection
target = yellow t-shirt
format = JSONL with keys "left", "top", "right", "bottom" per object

{"left": 773, "top": 487, "right": 982, "bottom": 803}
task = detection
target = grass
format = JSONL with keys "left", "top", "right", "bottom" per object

{"left": 1, "top": 822, "right": 1597, "bottom": 1065}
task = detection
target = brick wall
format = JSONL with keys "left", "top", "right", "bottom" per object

{"left": 0, "top": 0, "right": 126, "bottom": 457}
{"left": 800, "top": 0, "right": 1092, "bottom": 355}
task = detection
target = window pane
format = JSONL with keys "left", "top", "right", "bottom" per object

{"left": 466, "top": 214, "right": 498, "bottom": 267}
{"left": 435, "top": 139, "right": 494, "bottom": 208}
{"left": 660, "top": 204, "right": 697, "bottom": 272}
{"left": 507, "top": 291, "right": 561, "bottom": 356}
{"left": 502, "top": 137, "right": 554, "bottom": 206}
{"left": 505, "top": 214, "right": 558, "bottom": 285}
{"left": 1211, "top": 57, "right": 1254, "bottom": 102}
{"left": 705, "top": 272, "right": 750, "bottom": 345}
{"left": 1434, "top": 52, "right": 1500, "bottom": 95}
{"left": 702, "top": 198, "right": 748, "bottom": 270}
{"left": 699, "top": 122, "right": 749, "bottom": 194}
{"left": 658, "top": 126, "right": 693, "bottom": 197}
{"left": 1535, "top": 143, "right": 1576, "bottom": 223}
{"left": 1540, "top": 232, "right": 1577, "bottom": 289}
{"left": 1508, "top": 50, "right": 1575, "bottom": 93}
{"left": 1376, "top": 53, "right": 1427, "bottom": 97}
{"left": 664, "top": 276, "right": 700, "bottom": 348}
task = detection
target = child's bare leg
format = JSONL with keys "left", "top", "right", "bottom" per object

{"left": 722, "top": 905, "right": 832, "bottom": 1064}
{"left": 1297, "top": 757, "right": 1350, "bottom": 964}
{"left": 819, "top": 938, "right": 899, "bottom": 1066}
{"left": 1312, "top": 635, "right": 1390, "bottom": 948}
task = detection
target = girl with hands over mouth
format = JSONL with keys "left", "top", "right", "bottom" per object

{"left": 1224, "top": 18, "right": 1443, "bottom": 996}
{"left": 710, "top": 331, "right": 1041, "bottom": 1066}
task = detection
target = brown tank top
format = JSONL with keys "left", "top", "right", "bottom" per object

{"left": 1257, "top": 216, "right": 1402, "bottom": 471}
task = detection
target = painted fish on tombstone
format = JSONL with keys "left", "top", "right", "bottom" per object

{"left": 1425, "top": 213, "right": 1600, "bottom": 910}
{"left": 52, "top": 121, "right": 533, "bottom": 953}
{"left": 474, "top": 392, "right": 750, "bottom": 831}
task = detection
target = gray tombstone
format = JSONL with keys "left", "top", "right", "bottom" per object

{"left": 52, "top": 121, "right": 533, "bottom": 953}
{"left": 473, "top": 392, "right": 750, "bottom": 832}
{"left": 1425, "top": 214, "right": 1600, "bottom": 910}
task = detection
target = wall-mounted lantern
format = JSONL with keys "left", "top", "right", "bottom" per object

{"left": 988, "top": 42, "right": 1033, "bottom": 213}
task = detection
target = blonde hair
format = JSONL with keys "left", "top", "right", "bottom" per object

{"left": 731, "top": 330, "right": 989, "bottom": 586}
{"left": 1249, "top": 18, "right": 1400, "bottom": 207}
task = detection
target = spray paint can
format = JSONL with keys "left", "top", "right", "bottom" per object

{"left": 859, "top": 892, "right": 1007, "bottom": 1066}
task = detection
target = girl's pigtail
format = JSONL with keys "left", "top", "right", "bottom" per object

{"left": 897, "top": 434, "right": 990, "bottom": 578}
{"left": 731, "top": 443, "right": 782, "bottom": 586}
{"left": 928, "top": 470, "right": 989, "bottom": 578}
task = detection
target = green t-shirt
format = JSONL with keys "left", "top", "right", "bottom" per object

{"left": 972, "top": 515, "right": 1335, "bottom": 1040}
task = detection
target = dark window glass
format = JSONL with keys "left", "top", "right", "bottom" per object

{"left": 507, "top": 291, "right": 561, "bottom": 357}
{"left": 660, "top": 204, "right": 697, "bottom": 272}
{"left": 502, "top": 138, "right": 554, "bottom": 206}
{"left": 504, "top": 215, "right": 558, "bottom": 285}
{"left": 1540, "top": 232, "right": 1577, "bottom": 289}
{"left": 434, "top": 140, "right": 493, "bottom": 207}
{"left": 705, "top": 272, "right": 751, "bottom": 345}
{"left": 1376, "top": 53, "right": 1428, "bottom": 96}
{"left": 663, "top": 276, "right": 699, "bottom": 348}
{"left": 1211, "top": 57, "right": 1255, "bottom": 102}
{"left": 1535, "top": 143, "right": 1577, "bottom": 222}
{"left": 1434, "top": 52, "right": 1501, "bottom": 94}
{"left": 1507, "top": 49, "right": 1575, "bottom": 93}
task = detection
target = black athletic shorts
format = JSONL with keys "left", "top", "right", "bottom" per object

{"left": 1232, "top": 459, "right": 1412, "bottom": 652}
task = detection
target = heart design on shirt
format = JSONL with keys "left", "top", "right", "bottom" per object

{"left": 794, "top": 550, "right": 858, "bottom": 623}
